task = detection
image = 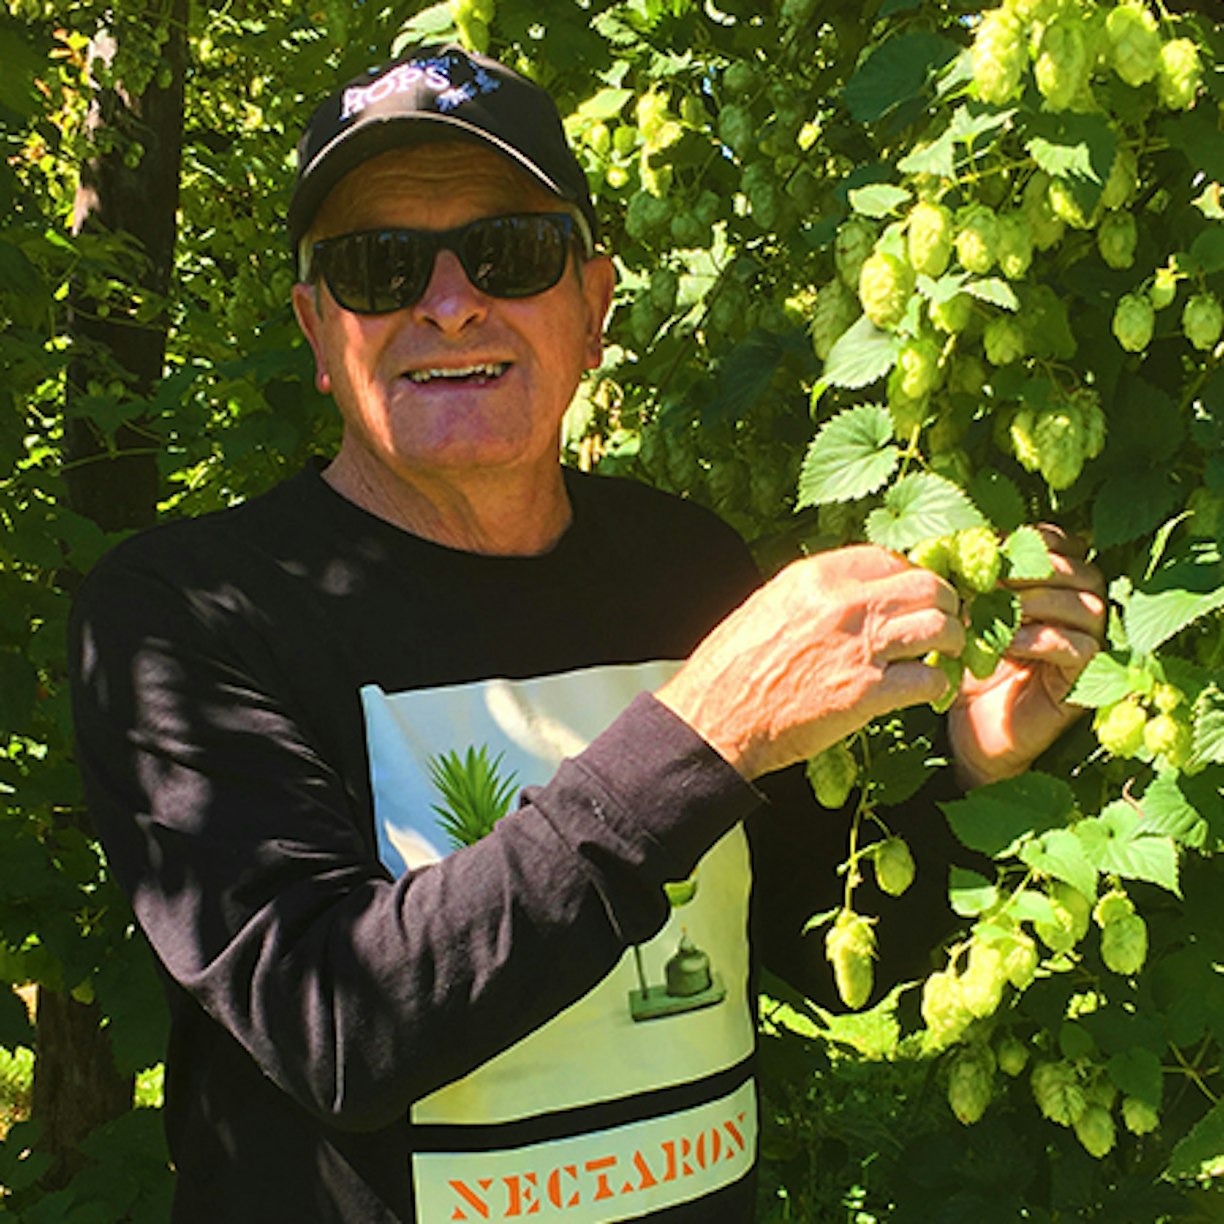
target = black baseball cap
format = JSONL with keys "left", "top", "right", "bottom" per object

{"left": 287, "top": 45, "right": 598, "bottom": 249}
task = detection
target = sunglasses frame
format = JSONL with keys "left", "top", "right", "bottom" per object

{"left": 310, "top": 211, "right": 593, "bottom": 316}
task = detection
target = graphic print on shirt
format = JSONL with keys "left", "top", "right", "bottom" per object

{"left": 360, "top": 661, "right": 756, "bottom": 1221}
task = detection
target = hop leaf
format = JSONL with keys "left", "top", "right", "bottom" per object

{"left": 836, "top": 216, "right": 878, "bottom": 289}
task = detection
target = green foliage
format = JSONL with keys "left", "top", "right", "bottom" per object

{"left": 4, "top": 0, "right": 1224, "bottom": 1215}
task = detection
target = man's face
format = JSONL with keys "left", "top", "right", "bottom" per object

{"left": 292, "top": 142, "right": 614, "bottom": 492}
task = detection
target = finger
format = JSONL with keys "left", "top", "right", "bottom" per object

{"left": 1007, "top": 550, "right": 1106, "bottom": 597}
{"left": 869, "top": 564, "right": 961, "bottom": 619}
{"left": 806, "top": 543, "right": 915, "bottom": 587}
{"left": 873, "top": 658, "right": 959, "bottom": 713}
{"left": 1032, "top": 523, "right": 1088, "bottom": 561}
{"left": 1006, "top": 622, "right": 1101, "bottom": 675}
{"left": 1016, "top": 586, "right": 1107, "bottom": 637}
{"left": 874, "top": 605, "right": 966, "bottom": 663}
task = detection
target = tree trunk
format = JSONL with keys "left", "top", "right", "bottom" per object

{"left": 62, "top": 0, "right": 187, "bottom": 532}
{"left": 38, "top": 0, "right": 188, "bottom": 1185}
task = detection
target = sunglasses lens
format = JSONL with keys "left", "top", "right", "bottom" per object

{"left": 316, "top": 215, "right": 575, "bottom": 314}
{"left": 462, "top": 216, "right": 570, "bottom": 298}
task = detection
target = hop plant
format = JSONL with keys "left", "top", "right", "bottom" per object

{"left": 806, "top": 741, "right": 859, "bottom": 809}
{"left": 1184, "top": 293, "right": 1224, "bottom": 352}
{"left": 1144, "top": 710, "right": 1193, "bottom": 767}
{"left": 1106, "top": 2, "right": 1161, "bottom": 87}
{"left": 972, "top": 8, "right": 1027, "bottom": 105}
{"left": 1095, "top": 697, "right": 1149, "bottom": 757}
{"left": 826, "top": 908, "right": 876, "bottom": 1010}
{"left": 984, "top": 316, "right": 1026, "bottom": 365}
{"left": 922, "top": 968, "right": 972, "bottom": 1045}
{"left": 1032, "top": 1060, "right": 1088, "bottom": 1127}
{"left": 996, "top": 212, "right": 1035, "bottom": 279}
{"left": 1074, "top": 1103, "right": 1117, "bottom": 1158}
{"left": 956, "top": 205, "right": 999, "bottom": 274}
{"left": 960, "top": 941, "right": 1007, "bottom": 1019}
{"left": 895, "top": 336, "right": 943, "bottom": 399}
{"left": 1101, "top": 146, "right": 1140, "bottom": 211}
{"left": 1100, "top": 911, "right": 1149, "bottom": 975}
{"left": 1158, "top": 37, "right": 1202, "bottom": 110}
{"left": 1002, "top": 931, "right": 1040, "bottom": 989}
{"left": 907, "top": 201, "right": 955, "bottom": 277}
{"left": 1014, "top": 391, "right": 1105, "bottom": 490}
{"left": 1123, "top": 1096, "right": 1161, "bottom": 1135}
{"left": 874, "top": 836, "right": 916, "bottom": 897}
{"left": 1113, "top": 292, "right": 1155, "bottom": 352}
{"left": 950, "top": 526, "right": 1002, "bottom": 594}
{"left": 859, "top": 251, "right": 914, "bottom": 329}
{"left": 1035, "top": 17, "right": 1090, "bottom": 111}
{"left": 997, "top": 1034, "right": 1030, "bottom": 1077}
{"left": 717, "top": 103, "right": 755, "bottom": 156}
{"left": 1036, "top": 882, "right": 1092, "bottom": 954}
{"left": 947, "top": 1045, "right": 996, "bottom": 1125}
{"left": 1098, "top": 211, "right": 1138, "bottom": 270}
{"left": 1049, "top": 176, "right": 1097, "bottom": 230}
{"left": 929, "top": 290, "right": 973, "bottom": 334}
{"left": 1023, "top": 171, "right": 1067, "bottom": 250}
{"left": 1150, "top": 263, "right": 1179, "bottom": 310}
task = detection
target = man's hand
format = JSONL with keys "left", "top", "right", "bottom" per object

{"left": 656, "top": 545, "right": 964, "bottom": 780}
{"left": 948, "top": 526, "right": 1106, "bottom": 789}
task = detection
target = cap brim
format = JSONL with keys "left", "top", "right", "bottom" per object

{"left": 287, "top": 113, "right": 581, "bottom": 249}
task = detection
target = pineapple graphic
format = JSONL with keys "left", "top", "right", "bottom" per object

{"left": 428, "top": 745, "right": 519, "bottom": 850}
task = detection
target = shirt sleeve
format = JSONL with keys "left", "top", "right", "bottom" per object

{"left": 69, "top": 553, "right": 761, "bottom": 1133}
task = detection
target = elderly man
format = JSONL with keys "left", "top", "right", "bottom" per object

{"left": 69, "top": 45, "right": 1104, "bottom": 1223}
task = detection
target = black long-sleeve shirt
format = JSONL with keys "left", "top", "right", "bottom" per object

{"left": 71, "top": 463, "right": 809, "bottom": 1221}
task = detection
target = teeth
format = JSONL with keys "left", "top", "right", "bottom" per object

{"left": 406, "top": 363, "right": 508, "bottom": 383}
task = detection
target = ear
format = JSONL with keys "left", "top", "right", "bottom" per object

{"left": 292, "top": 281, "right": 333, "bottom": 395}
{"left": 579, "top": 253, "right": 616, "bottom": 370}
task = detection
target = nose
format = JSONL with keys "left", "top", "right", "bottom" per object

{"left": 410, "top": 249, "right": 488, "bottom": 334}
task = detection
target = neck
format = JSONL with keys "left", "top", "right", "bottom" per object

{"left": 321, "top": 448, "right": 573, "bottom": 557}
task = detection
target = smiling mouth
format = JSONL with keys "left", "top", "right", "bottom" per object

{"left": 404, "top": 363, "right": 511, "bottom": 385}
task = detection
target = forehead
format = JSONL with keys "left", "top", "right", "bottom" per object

{"left": 311, "top": 140, "right": 562, "bottom": 235}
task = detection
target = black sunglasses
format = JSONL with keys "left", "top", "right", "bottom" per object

{"left": 310, "top": 212, "right": 588, "bottom": 315}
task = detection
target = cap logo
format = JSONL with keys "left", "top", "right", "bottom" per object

{"left": 339, "top": 55, "right": 501, "bottom": 122}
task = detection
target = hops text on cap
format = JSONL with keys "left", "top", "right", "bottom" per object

{"left": 288, "top": 45, "right": 598, "bottom": 250}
